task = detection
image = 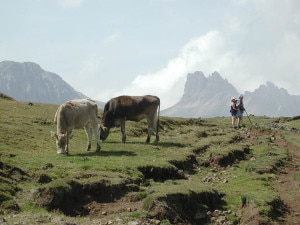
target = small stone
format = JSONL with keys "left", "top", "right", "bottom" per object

{"left": 151, "top": 219, "right": 161, "bottom": 225}
{"left": 210, "top": 217, "right": 216, "bottom": 222}
{"left": 222, "top": 179, "right": 228, "bottom": 183}
{"left": 216, "top": 216, "right": 226, "bottom": 223}
{"left": 212, "top": 209, "right": 221, "bottom": 217}
{"left": 270, "top": 135, "right": 276, "bottom": 141}
{"left": 128, "top": 221, "right": 139, "bottom": 225}
{"left": 116, "top": 218, "right": 123, "bottom": 223}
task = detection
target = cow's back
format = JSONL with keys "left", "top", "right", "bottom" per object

{"left": 56, "top": 99, "right": 98, "bottom": 131}
{"left": 104, "top": 95, "right": 159, "bottom": 121}
{"left": 71, "top": 99, "right": 98, "bottom": 128}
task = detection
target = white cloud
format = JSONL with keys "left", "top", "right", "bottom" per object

{"left": 110, "top": 0, "right": 300, "bottom": 109}
{"left": 47, "top": 0, "right": 300, "bottom": 108}
{"left": 115, "top": 31, "right": 228, "bottom": 109}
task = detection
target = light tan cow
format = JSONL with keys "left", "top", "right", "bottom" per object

{"left": 100, "top": 95, "right": 160, "bottom": 144}
{"left": 51, "top": 99, "right": 101, "bottom": 154}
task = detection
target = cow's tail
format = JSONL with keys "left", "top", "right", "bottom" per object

{"left": 156, "top": 100, "right": 160, "bottom": 135}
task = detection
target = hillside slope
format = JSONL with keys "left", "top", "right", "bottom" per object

{"left": 1, "top": 98, "right": 300, "bottom": 224}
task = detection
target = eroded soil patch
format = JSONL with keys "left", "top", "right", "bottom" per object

{"left": 34, "top": 179, "right": 140, "bottom": 216}
{"left": 149, "top": 191, "right": 225, "bottom": 224}
{"left": 138, "top": 165, "right": 186, "bottom": 182}
{"left": 200, "top": 146, "right": 250, "bottom": 168}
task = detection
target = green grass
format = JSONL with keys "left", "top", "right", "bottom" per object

{"left": 0, "top": 98, "right": 297, "bottom": 224}
{"left": 294, "top": 173, "right": 300, "bottom": 181}
{"left": 283, "top": 133, "right": 300, "bottom": 147}
{"left": 245, "top": 145, "right": 288, "bottom": 173}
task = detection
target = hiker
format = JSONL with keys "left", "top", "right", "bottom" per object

{"left": 235, "top": 95, "right": 244, "bottom": 128}
{"left": 230, "top": 97, "right": 238, "bottom": 128}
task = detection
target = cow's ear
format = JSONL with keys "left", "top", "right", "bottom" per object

{"left": 50, "top": 131, "right": 58, "bottom": 139}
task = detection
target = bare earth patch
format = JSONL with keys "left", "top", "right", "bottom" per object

{"left": 85, "top": 192, "right": 144, "bottom": 219}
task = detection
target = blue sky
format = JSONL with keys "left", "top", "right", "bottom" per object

{"left": 1, "top": 0, "right": 300, "bottom": 109}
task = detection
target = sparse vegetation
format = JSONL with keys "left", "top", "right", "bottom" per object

{"left": 0, "top": 98, "right": 300, "bottom": 224}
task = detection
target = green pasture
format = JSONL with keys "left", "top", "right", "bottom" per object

{"left": 1, "top": 98, "right": 300, "bottom": 224}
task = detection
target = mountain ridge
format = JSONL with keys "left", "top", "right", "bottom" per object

{"left": 162, "top": 71, "right": 300, "bottom": 118}
{"left": 1, "top": 61, "right": 299, "bottom": 117}
{"left": 0, "top": 61, "right": 94, "bottom": 105}
{"left": 162, "top": 71, "right": 238, "bottom": 117}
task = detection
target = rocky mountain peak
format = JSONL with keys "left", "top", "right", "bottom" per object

{"left": 0, "top": 61, "right": 42, "bottom": 73}
{"left": 163, "top": 71, "right": 239, "bottom": 117}
{"left": 210, "top": 71, "right": 222, "bottom": 79}
{"left": 162, "top": 71, "right": 300, "bottom": 118}
{"left": 182, "top": 71, "right": 206, "bottom": 99}
{"left": 0, "top": 61, "right": 86, "bottom": 104}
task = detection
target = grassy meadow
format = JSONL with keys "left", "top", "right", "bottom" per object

{"left": 0, "top": 97, "right": 299, "bottom": 224}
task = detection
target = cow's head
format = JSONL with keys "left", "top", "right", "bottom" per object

{"left": 51, "top": 131, "right": 67, "bottom": 154}
{"left": 100, "top": 110, "right": 114, "bottom": 141}
{"left": 99, "top": 125, "right": 109, "bottom": 141}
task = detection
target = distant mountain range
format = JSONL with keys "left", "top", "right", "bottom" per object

{"left": 162, "top": 71, "right": 300, "bottom": 118}
{"left": 0, "top": 61, "right": 104, "bottom": 108}
{"left": 1, "top": 61, "right": 299, "bottom": 117}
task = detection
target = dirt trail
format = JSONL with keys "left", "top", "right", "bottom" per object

{"left": 273, "top": 133, "right": 300, "bottom": 224}
{"left": 239, "top": 127, "right": 300, "bottom": 224}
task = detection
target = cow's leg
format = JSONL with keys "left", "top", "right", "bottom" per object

{"left": 93, "top": 124, "right": 101, "bottom": 152}
{"left": 120, "top": 119, "right": 126, "bottom": 143}
{"left": 154, "top": 133, "right": 159, "bottom": 145}
{"left": 146, "top": 118, "right": 152, "bottom": 144}
{"left": 84, "top": 127, "right": 92, "bottom": 151}
{"left": 146, "top": 116, "right": 159, "bottom": 145}
{"left": 65, "top": 132, "right": 70, "bottom": 154}
{"left": 146, "top": 130, "right": 151, "bottom": 144}
{"left": 154, "top": 117, "right": 159, "bottom": 145}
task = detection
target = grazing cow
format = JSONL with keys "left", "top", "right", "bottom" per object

{"left": 100, "top": 95, "right": 160, "bottom": 144}
{"left": 51, "top": 99, "right": 101, "bottom": 154}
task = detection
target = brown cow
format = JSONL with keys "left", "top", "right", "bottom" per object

{"left": 100, "top": 95, "right": 160, "bottom": 144}
{"left": 51, "top": 99, "right": 101, "bottom": 154}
